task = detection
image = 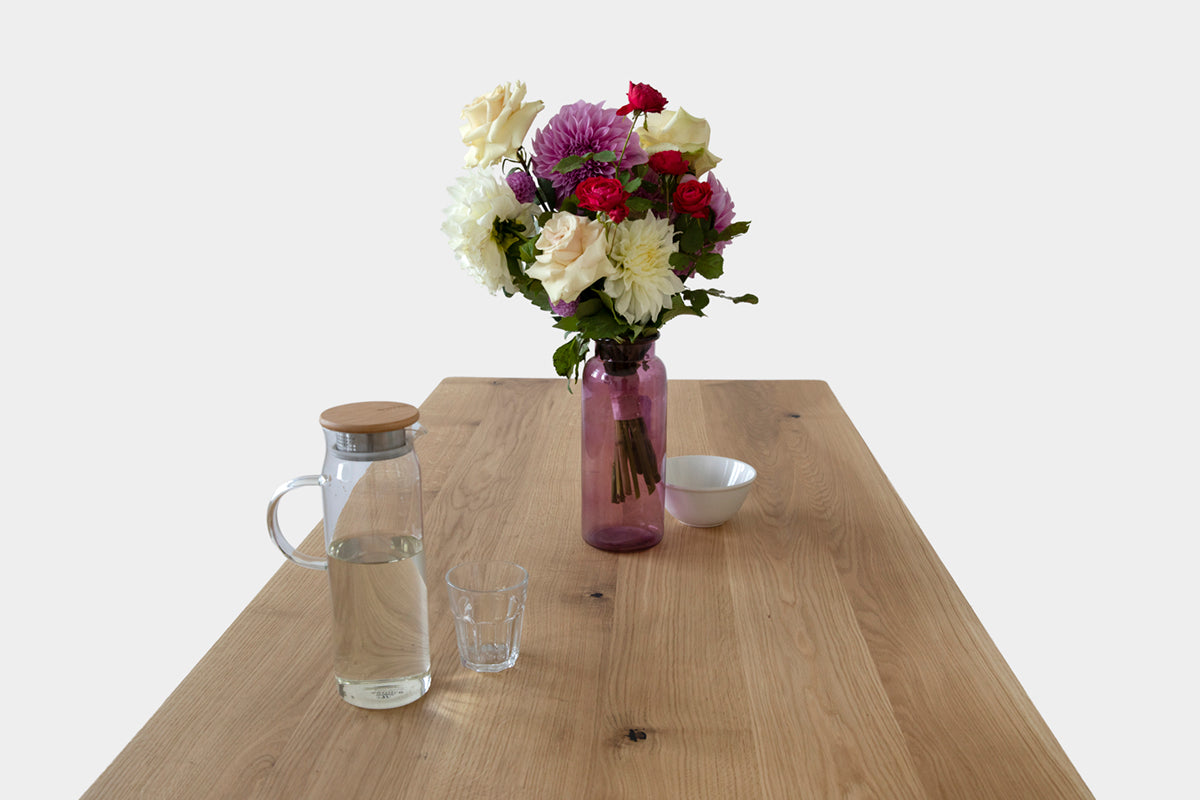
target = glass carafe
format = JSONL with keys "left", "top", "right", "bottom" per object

{"left": 267, "top": 401, "right": 431, "bottom": 709}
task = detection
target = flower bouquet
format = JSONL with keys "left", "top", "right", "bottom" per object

{"left": 443, "top": 81, "right": 754, "bottom": 513}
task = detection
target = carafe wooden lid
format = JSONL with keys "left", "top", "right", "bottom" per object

{"left": 319, "top": 401, "right": 419, "bottom": 433}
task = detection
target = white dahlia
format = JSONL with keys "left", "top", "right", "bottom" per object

{"left": 442, "top": 168, "right": 534, "bottom": 295}
{"left": 605, "top": 215, "right": 683, "bottom": 325}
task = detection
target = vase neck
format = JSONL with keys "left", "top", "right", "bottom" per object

{"left": 596, "top": 336, "right": 657, "bottom": 374}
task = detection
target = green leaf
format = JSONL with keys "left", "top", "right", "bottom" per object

{"left": 519, "top": 238, "right": 540, "bottom": 264}
{"left": 591, "top": 150, "right": 617, "bottom": 163}
{"left": 553, "top": 334, "right": 590, "bottom": 380}
{"left": 684, "top": 289, "right": 711, "bottom": 311}
{"left": 577, "top": 312, "right": 629, "bottom": 341}
{"left": 513, "top": 272, "right": 550, "bottom": 311}
{"left": 679, "top": 220, "right": 704, "bottom": 253}
{"left": 505, "top": 253, "right": 522, "bottom": 281}
{"left": 627, "top": 196, "right": 655, "bottom": 213}
{"left": 668, "top": 252, "right": 694, "bottom": 269}
{"left": 659, "top": 293, "right": 704, "bottom": 325}
{"left": 573, "top": 297, "right": 604, "bottom": 318}
{"left": 552, "top": 339, "right": 577, "bottom": 378}
{"left": 592, "top": 288, "right": 616, "bottom": 314}
{"left": 694, "top": 252, "right": 724, "bottom": 280}
{"left": 554, "top": 155, "right": 587, "bottom": 174}
{"left": 711, "top": 220, "right": 751, "bottom": 242}
{"left": 568, "top": 294, "right": 633, "bottom": 341}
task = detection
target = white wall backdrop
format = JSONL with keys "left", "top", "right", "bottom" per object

{"left": 3, "top": 2, "right": 1196, "bottom": 797}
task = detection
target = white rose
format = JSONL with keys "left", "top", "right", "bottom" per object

{"left": 459, "top": 82, "right": 545, "bottom": 169}
{"left": 527, "top": 212, "right": 615, "bottom": 304}
{"left": 637, "top": 107, "right": 722, "bottom": 176}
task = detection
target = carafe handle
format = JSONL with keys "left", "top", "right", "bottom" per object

{"left": 266, "top": 475, "right": 329, "bottom": 571}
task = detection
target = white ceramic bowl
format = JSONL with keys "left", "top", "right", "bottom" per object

{"left": 664, "top": 455, "right": 757, "bottom": 527}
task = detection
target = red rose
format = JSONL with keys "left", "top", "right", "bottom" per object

{"left": 648, "top": 150, "right": 690, "bottom": 176}
{"left": 616, "top": 82, "right": 668, "bottom": 116}
{"left": 575, "top": 176, "right": 630, "bottom": 222}
{"left": 672, "top": 180, "right": 712, "bottom": 219}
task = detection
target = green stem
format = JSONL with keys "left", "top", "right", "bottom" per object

{"left": 613, "top": 111, "right": 641, "bottom": 182}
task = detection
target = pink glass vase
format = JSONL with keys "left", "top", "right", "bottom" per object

{"left": 580, "top": 336, "right": 667, "bottom": 551}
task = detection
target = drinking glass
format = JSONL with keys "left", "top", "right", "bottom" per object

{"left": 445, "top": 562, "right": 528, "bottom": 672}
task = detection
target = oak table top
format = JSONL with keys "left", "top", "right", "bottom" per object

{"left": 84, "top": 378, "right": 1092, "bottom": 799}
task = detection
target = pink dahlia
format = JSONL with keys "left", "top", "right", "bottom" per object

{"left": 530, "top": 101, "right": 647, "bottom": 201}
{"left": 706, "top": 172, "right": 736, "bottom": 254}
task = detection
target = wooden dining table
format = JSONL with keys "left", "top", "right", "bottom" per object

{"left": 83, "top": 378, "right": 1093, "bottom": 799}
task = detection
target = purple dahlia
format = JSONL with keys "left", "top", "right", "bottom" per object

{"left": 530, "top": 101, "right": 647, "bottom": 201}
{"left": 706, "top": 172, "right": 736, "bottom": 254}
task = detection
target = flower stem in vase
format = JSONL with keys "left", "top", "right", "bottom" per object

{"left": 611, "top": 414, "right": 660, "bottom": 503}
{"left": 604, "top": 354, "right": 661, "bottom": 504}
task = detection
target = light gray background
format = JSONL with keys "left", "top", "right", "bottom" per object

{"left": 3, "top": 2, "right": 1196, "bottom": 797}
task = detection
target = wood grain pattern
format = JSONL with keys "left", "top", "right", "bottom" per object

{"left": 318, "top": 401, "right": 419, "bottom": 433}
{"left": 83, "top": 378, "right": 1092, "bottom": 799}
